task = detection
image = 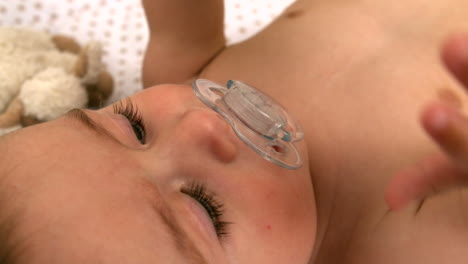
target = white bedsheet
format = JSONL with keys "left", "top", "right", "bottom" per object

{"left": 0, "top": 0, "right": 295, "bottom": 103}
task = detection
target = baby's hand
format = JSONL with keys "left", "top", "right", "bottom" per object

{"left": 386, "top": 34, "right": 468, "bottom": 210}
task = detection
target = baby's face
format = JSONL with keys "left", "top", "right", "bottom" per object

{"left": 0, "top": 84, "right": 316, "bottom": 263}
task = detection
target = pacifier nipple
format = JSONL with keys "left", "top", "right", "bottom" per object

{"left": 192, "top": 79, "right": 304, "bottom": 169}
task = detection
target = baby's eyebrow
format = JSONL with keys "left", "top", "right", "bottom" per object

{"left": 67, "top": 109, "right": 210, "bottom": 262}
{"left": 137, "top": 178, "right": 209, "bottom": 263}
{"left": 64, "top": 109, "right": 124, "bottom": 146}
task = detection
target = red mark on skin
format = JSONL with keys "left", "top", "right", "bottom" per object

{"left": 266, "top": 225, "right": 272, "bottom": 231}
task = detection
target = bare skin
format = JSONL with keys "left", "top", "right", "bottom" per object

{"left": 1, "top": 0, "right": 468, "bottom": 263}
{"left": 142, "top": 0, "right": 468, "bottom": 263}
{"left": 0, "top": 85, "right": 315, "bottom": 264}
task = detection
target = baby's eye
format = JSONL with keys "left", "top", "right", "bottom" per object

{"left": 181, "top": 182, "right": 230, "bottom": 239}
{"left": 129, "top": 120, "right": 145, "bottom": 144}
{"left": 113, "top": 99, "right": 146, "bottom": 144}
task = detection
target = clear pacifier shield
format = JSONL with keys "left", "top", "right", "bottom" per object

{"left": 192, "top": 79, "right": 304, "bottom": 169}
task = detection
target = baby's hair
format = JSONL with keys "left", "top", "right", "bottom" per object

{"left": 0, "top": 223, "right": 18, "bottom": 264}
{"left": 0, "top": 138, "right": 21, "bottom": 264}
{"left": 0, "top": 179, "right": 20, "bottom": 264}
{"left": 0, "top": 212, "right": 19, "bottom": 264}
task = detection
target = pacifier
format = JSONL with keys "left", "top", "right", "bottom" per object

{"left": 192, "top": 79, "right": 304, "bottom": 169}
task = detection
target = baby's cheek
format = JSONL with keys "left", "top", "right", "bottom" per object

{"left": 241, "top": 184, "right": 316, "bottom": 257}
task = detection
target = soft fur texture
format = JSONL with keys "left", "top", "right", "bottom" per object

{"left": 0, "top": 27, "right": 113, "bottom": 135}
{"left": 20, "top": 68, "right": 87, "bottom": 121}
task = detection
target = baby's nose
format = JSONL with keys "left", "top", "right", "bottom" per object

{"left": 176, "top": 108, "right": 239, "bottom": 163}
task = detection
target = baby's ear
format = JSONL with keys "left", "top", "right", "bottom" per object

{"left": 0, "top": 97, "right": 23, "bottom": 128}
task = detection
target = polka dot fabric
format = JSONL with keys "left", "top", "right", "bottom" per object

{"left": 224, "top": 0, "right": 295, "bottom": 45}
{"left": 0, "top": 0, "right": 295, "bottom": 103}
{"left": 0, "top": 0, "right": 148, "bottom": 103}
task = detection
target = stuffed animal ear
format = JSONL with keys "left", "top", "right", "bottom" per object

{"left": 72, "top": 50, "right": 88, "bottom": 78}
{"left": 0, "top": 96, "right": 23, "bottom": 128}
{"left": 86, "top": 71, "right": 114, "bottom": 108}
{"left": 20, "top": 115, "right": 41, "bottom": 127}
{"left": 51, "top": 35, "right": 82, "bottom": 54}
{"left": 72, "top": 42, "right": 103, "bottom": 82}
{"left": 96, "top": 71, "right": 114, "bottom": 99}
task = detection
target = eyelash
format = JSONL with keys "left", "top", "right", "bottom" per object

{"left": 113, "top": 99, "right": 146, "bottom": 144}
{"left": 113, "top": 101, "right": 230, "bottom": 238}
{"left": 181, "top": 182, "right": 230, "bottom": 239}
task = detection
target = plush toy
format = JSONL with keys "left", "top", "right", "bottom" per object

{"left": 0, "top": 27, "right": 114, "bottom": 135}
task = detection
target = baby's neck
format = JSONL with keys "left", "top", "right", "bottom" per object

{"left": 308, "top": 167, "right": 375, "bottom": 263}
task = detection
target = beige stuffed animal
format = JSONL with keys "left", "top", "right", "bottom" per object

{"left": 0, "top": 27, "right": 113, "bottom": 135}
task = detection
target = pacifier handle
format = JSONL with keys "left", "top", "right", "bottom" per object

{"left": 192, "top": 79, "right": 304, "bottom": 169}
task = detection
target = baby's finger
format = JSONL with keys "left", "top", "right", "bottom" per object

{"left": 421, "top": 102, "right": 468, "bottom": 171}
{"left": 386, "top": 102, "right": 468, "bottom": 210}
{"left": 441, "top": 33, "right": 468, "bottom": 88}
{"left": 385, "top": 153, "right": 465, "bottom": 210}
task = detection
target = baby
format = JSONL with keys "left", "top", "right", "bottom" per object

{"left": 2, "top": 0, "right": 468, "bottom": 263}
